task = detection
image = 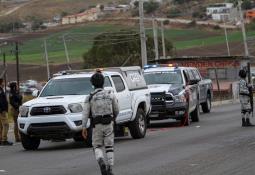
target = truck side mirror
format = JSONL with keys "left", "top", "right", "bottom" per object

{"left": 104, "top": 87, "right": 114, "bottom": 92}
{"left": 32, "top": 89, "right": 40, "bottom": 97}
{"left": 189, "top": 80, "right": 199, "bottom": 85}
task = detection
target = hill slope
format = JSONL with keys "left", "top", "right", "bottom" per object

{"left": 0, "top": 0, "right": 126, "bottom": 21}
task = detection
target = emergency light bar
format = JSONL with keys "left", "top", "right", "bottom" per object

{"left": 143, "top": 64, "right": 179, "bottom": 69}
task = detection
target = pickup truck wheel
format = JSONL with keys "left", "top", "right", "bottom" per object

{"left": 20, "top": 133, "right": 40, "bottom": 150}
{"left": 191, "top": 104, "right": 200, "bottom": 122}
{"left": 202, "top": 94, "right": 211, "bottom": 113}
{"left": 129, "top": 108, "right": 147, "bottom": 139}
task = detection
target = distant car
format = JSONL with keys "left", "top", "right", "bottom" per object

{"left": 25, "top": 80, "right": 38, "bottom": 87}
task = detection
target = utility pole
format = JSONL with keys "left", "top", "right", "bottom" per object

{"left": 152, "top": 18, "right": 159, "bottom": 61}
{"left": 160, "top": 20, "right": 166, "bottom": 59}
{"left": 238, "top": 0, "right": 249, "bottom": 57}
{"left": 223, "top": 18, "right": 230, "bottom": 56}
{"left": 15, "top": 42, "right": 20, "bottom": 91}
{"left": 3, "top": 52, "right": 7, "bottom": 92}
{"left": 139, "top": 0, "right": 147, "bottom": 67}
{"left": 62, "top": 34, "right": 71, "bottom": 70}
{"left": 44, "top": 39, "right": 51, "bottom": 80}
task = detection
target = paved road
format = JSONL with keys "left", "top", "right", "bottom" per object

{"left": 1, "top": 103, "right": 255, "bottom": 175}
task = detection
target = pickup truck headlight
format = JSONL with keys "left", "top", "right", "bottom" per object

{"left": 19, "top": 106, "right": 29, "bottom": 117}
{"left": 68, "top": 103, "right": 83, "bottom": 113}
{"left": 175, "top": 94, "right": 186, "bottom": 103}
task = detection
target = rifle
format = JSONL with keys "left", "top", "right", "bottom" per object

{"left": 249, "top": 85, "right": 254, "bottom": 117}
{"left": 247, "top": 63, "right": 253, "bottom": 117}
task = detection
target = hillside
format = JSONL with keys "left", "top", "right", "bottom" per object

{"left": 0, "top": 0, "right": 230, "bottom": 21}
{"left": 0, "top": 0, "right": 126, "bottom": 21}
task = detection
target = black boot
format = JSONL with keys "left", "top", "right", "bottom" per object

{"left": 107, "top": 166, "right": 114, "bottom": 175}
{"left": 242, "top": 118, "right": 246, "bottom": 127}
{"left": 98, "top": 158, "right": 107, "bottom": 175}
{"left": 246, "top": 118, "right": 254, "bottom": 127}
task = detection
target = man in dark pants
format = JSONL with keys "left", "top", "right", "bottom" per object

{"left": 9, "top": 82, "right": 22, "bottom": 142}
{"left": 82, "top": 71, "right": 119, "bottom": 175}
{"left": 0, "top": 78, "right": 13, "bottom": 145}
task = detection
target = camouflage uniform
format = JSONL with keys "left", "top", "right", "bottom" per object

{"left": 239, "top": 78, "right": 253, "bottom": 126}
{"left": 82, "top": 88, "right": 119, "bottom": 173}
{"left": 239, "top": 78, "right": 251, "bottom": 112}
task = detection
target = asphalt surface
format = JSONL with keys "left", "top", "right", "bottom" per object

{"left": 1, "top": 103, "right": 255, "bottom": 175}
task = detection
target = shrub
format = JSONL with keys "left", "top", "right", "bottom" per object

{"left": 167, "top": 8, "right": 181, "bottom": 18}
{"left": 163, "top": 20, "right": 170, "bottom": 25}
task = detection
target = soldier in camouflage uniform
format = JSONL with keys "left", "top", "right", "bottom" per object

{"left": 239, "top": 69, "right": 253, "bottom": 127}
{"left": 82, "top": 71, "right": 119, "bottom": 175}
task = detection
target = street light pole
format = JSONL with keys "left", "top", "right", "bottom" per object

{"left": 3, "top": 52, "right": 7, "bottom": 92}
{"left": 152, "top": 18, "right": 159, "bottom": 61}
{"left": 139, "top": 0, "right": 147, "bottom": 67}
{"left": 15, "top": 42, "right": 20, "bottom": 92}
{"left": 62, "top": 34, "right": 71, "bottom": 70}
{"left": 160, "top": 20, "right": 166, "bottom": 59}
{"left": 238, "top": 0, "right": 249, "bottom": 57}
{"left": 44, "top": 39, "right": 51, "bottom": 80}
{"left": 223, "top": 18, "right": 230, "bottom": 56}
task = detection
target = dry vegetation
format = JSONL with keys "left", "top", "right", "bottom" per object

{"left": 0, "top": 0, "right": 126, "bottom": 21}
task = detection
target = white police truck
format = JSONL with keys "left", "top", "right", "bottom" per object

{"left": 18, "top": 67, "right": 151, "bottom": 150}
{"left": 144, "top": 64, "right": 213, "bottom": 126}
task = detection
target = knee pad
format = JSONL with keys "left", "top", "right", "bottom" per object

{"left": 94, "top": 147, "right": 104, "bottom": 161}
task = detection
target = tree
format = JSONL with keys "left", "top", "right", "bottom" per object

{"left": 0, "top": 19, "right": 24, "bottom": 33}
{"left": 144, "top": 0, "right": 160, "bottom": 14}
{"left": 83, "top": 30, "right": 174, "bottom": 68}
{"left": 173, "top": 0, "right": 192, "bottom": 4}
{"left": 242, "top": 0, "right": 252, "bottom": 10}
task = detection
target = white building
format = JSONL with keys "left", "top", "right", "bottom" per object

{"left": 206, "top": 3, "right": 234, "bottom": 16}
{"left": 206, "top": 3, "right": 238, "bottom": 22}
{"left": 62, "top": 8, "right": 100, "bottom": 25}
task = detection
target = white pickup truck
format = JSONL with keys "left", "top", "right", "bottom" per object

{"left": 18, "top": 67, "right": 151, "bottom": 150}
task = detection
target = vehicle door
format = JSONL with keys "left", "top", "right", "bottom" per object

{"left": 185, "top": 69, "right": 198, "bottom": 112}
{"left": 192, "top": 69, "right": 205, "bottom": 103}
{"left": 111, "top": 75, "right": 132, "bottom": 122}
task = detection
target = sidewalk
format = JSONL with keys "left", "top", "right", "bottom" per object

{"left": 212, "top": 99, "right": 239, "bottom": 107}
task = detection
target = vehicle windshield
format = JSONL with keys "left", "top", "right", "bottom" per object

{"left": 144, "top": 70, "right": 183, "bottom": 85}
{"left": 40, "top": 78, "right": 93, "bottom": 97}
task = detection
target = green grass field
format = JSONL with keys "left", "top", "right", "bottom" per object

{"left": 1, "top": 23, "right": 254, "bottom": 64}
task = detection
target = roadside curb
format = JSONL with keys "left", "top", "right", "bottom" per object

{"left": 212, "top": 99, "right": 239, "bottom": 107}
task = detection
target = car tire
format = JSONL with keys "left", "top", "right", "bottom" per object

{"left": 191, "top": 103, "right": 200, "bottom": 122}
{"left": 202, "top": 93, "right": 211, "bottom": 113}
{"left": 129, "top": 108, "right": 147, "bottom": 139}
{"left": 20, "top": 133, "right": 40, "bottom": 150}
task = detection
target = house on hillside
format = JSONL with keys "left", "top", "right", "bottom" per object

{"left": 206, "top": 3, "right": 238, "bottom": 22}
{"left": 103, "top": 4, "right": 130, "bottom": 14}
{"left": 62, "top": 7, "right": 100, "bottom": 25}
{"left": 246, "top": 9, "right": 255, "bottom": 22}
